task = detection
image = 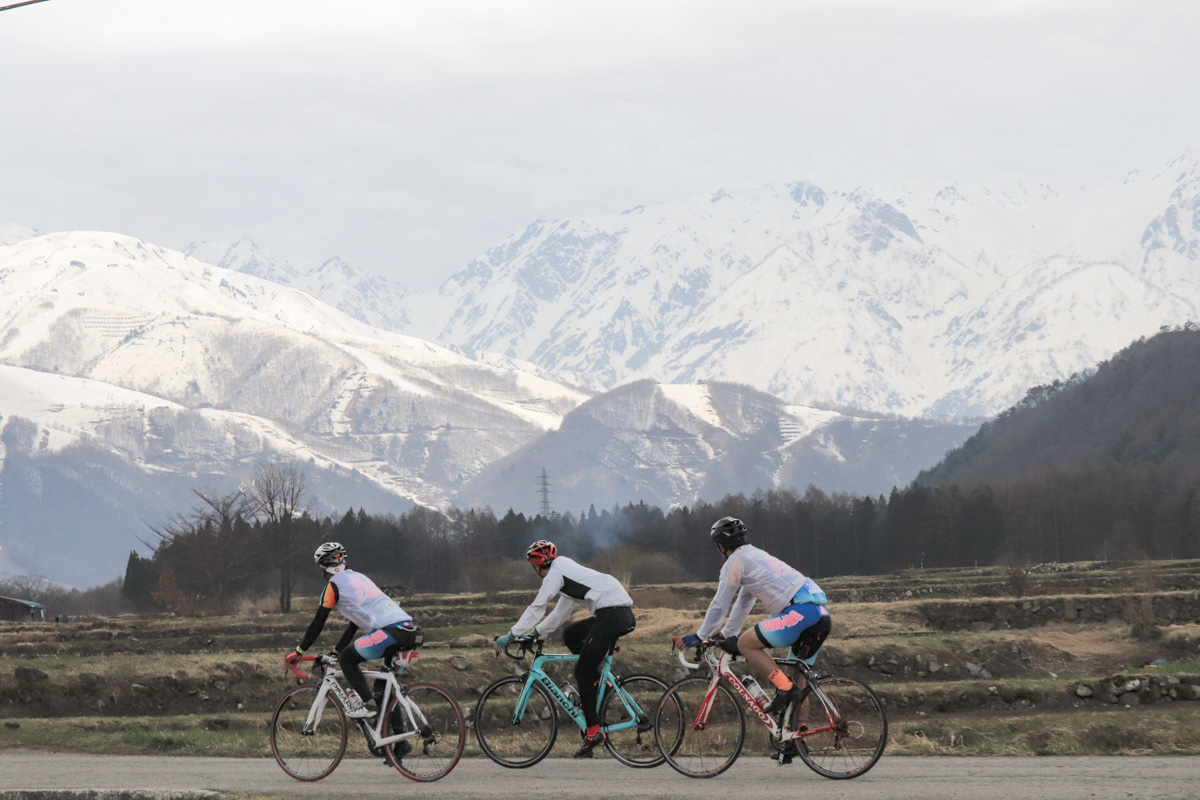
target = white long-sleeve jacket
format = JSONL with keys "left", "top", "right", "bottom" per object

{"left": 511, "top": 556, "right": 633, "bottom": 637}
{"left": 697, "top": 544, "right": 825, "bottom": 638}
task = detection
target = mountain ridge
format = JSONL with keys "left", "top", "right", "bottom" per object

{"left": 393, "top": 155, "right": 1200, "bottom": 419}
{"left": 9, "top": 153, "right": 1199, "bottom": 420}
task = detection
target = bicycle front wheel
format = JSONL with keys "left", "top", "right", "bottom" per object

{"left": 655, "top": 676, "right": 744, "bottom": 778}
{"left": 385, "top": 683, "right": 466, "bottom": 782}
{"left": 797, "top": 676, "right": 887, "bottom": 779}
{"left": 269, "top": 684, "right": 348, "bottom": 781}
{"left": 600, "top": 673, "right": 669, "bottom": 767}
{"left": 474, "top": 676, "right": 558, "bottom": 767}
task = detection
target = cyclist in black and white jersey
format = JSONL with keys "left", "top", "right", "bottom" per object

{"left": 493, "top": 540, "right": 636, "bottom": 757}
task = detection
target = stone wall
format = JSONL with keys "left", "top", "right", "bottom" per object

{"left": 1072, "top": 674, "right": 1200, "bottom": 705}
{"left": 915, "top": 592, "right": 1200, "bottom": 631}
{"left": 873, "top": 673, "right": 1200, "bottom": 714}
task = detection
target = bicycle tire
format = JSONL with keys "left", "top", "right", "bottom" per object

{"left": 796, "top": 675, "right": 887, "bottom": 779}
{"left": 269, "top": 684, "right": 348, "bottom": 781}
{"left": 600, "top": 673, "right": 669, "bottom": 768}
{"left": 384, "top": 682, "right": 466, "bottom": 781}
{"left": 654, "top": 676, "right": 744, "bottom": 778}
{"left": 474, "top": 675, "right": 558, "bottom": 768}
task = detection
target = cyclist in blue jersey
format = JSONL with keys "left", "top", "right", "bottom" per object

{"left": 285, "top": 542, "right": 421, "bottom": 720}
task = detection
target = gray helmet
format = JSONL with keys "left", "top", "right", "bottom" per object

{"left": 313, "top": 542, "right": 347, "bottom": 571}
{"left": 710, "top": 517, "right": 747, "bottom": 549}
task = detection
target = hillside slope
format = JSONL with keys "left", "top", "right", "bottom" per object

{"left": 458, "top": 380, "right": 974, "bottom": 512}
{"left": 917, "top": 327, "right": 1200, "bottom": 486}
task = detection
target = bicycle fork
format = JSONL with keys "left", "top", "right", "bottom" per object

{"left": 303, "top": 681, "right": 341, "bottom": 735}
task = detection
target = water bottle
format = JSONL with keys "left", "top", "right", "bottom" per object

{"left": 741, "top": 675, "right": 769, "bottom": 710}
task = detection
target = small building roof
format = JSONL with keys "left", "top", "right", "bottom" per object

{"left": 0, "top": 595, "right": 46, "bottom": 609}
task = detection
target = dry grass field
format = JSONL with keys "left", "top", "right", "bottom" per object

{"left": 2, "top": 559, "right": 1199, "bottom": 758}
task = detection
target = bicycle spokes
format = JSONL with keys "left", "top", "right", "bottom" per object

{"left": 655, "top": 676, "right": 745, "bottom": 778}
{"left": 270, "top": 684, "right": 348, "bottom": 781}
{"left": 600, "top": 674, "right": 669, "bottom": 768}
{"left": 474, "top": 676, "right": 558, "bottom": 768}
{"left": 797, "top": 676, "right": 887, "bottom": 779}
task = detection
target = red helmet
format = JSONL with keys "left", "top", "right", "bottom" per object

{"left": 526, "top": 539, "right": 558, "bottom": 567}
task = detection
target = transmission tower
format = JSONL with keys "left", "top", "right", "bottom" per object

{"left": 537, "top": 467, "right": 553, "bottom": 517}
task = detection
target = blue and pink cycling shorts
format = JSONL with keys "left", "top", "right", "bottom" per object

{"left": 352, "top": 623, "right": 420, "bottom": 660}
{"left": 754, "top": 595, "right": 831, "bottom": 665}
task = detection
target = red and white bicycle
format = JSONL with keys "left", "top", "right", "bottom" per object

{"left": 653, "top": 637, "right": 886, "bottom": 778}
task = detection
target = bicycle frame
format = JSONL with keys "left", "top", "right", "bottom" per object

{"left": 300, "top": 654, "right": 427, "bottom": 750}
{"left": 679, "top": 644, "right": 837, "bottom": 749}
{"left": 508, "top": 643, "right": 648, "bottom": 736}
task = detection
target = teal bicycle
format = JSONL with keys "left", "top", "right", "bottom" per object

{"left": 474, "top": 635, "right": 672, "bottom": 767}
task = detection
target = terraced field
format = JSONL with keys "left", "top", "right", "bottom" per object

{"left": 2, "top": 559, "right": 1199, "bottom": 757}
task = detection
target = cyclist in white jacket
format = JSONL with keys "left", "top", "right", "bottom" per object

{"left": 493, "top": 540, "right": 635, "bottom": 757}
{"left": 285, "top": 542, "right": 420, "bottom": 720}
{"left": 680, "top": 517, "right": 831, "bottom": 744}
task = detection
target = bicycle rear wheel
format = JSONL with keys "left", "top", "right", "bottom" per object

{"left": 654, "top": 676, "right": 744, "bottom": 778}
{"left": 600, "top": 673, "right": 669, "bottom": 767}
{"left": 474, "top": 676, "right": 558, "bottom": 767}
{"left": 385, "top": 683, "right": 466, "bottom": 781}
{"left": 269, "top": 684, "right": 348, "bottom": 781}
{"left": 797, "top": 676, "right": 887, "bottom": 779}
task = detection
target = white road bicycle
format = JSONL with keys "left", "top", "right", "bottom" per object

{"left": 654, "top": 638, "right": 887, "bottom": 779}
{"left": 270, "top": 651, "right": 465, "bottom": 782}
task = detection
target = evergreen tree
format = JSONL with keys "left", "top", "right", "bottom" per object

{"left": 120, "top": 551, "right": 157, "bottom": 610}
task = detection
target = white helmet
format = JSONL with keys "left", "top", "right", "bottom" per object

{"left": 314, "top": 542, "right": 347, "bottom": 573}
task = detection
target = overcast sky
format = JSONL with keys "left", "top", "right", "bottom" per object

{"left": 1, "top": 1, "right": 1197, "bottom": 289}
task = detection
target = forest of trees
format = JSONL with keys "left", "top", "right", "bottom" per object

{"left": 111, "top": 458, "right": 1200, "bottom": 616}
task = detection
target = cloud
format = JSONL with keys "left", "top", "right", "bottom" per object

{"left": 1, "top": 1, "right": 1197, "bottom": 289}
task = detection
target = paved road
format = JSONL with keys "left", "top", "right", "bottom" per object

{"left": 1, "top": 751, "right": 1198, "bottom": 800}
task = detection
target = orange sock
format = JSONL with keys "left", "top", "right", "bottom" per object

{"left": 768, "top": 669, "right": 794, "bottom": 692}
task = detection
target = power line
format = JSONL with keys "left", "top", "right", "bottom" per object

{"left": 0, "top": 0, "right": 53, "bottom": 12}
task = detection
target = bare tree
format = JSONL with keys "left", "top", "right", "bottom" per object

{"left": 144, "top": 487, "right": 256, "bottom": 612}
{"left": 0, "top": 574, "right": 56, "bottom": 604}
{"left": 250, "top": 462, "right": 313, "bottom": 612}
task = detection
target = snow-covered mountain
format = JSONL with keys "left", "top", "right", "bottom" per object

{"left": 457, "top": 380, "right": 972, "bottom": 514}
{"left": 0, "top": 230, "right": 978, "bottom": 586}
{"left": 0, "top": 232, "right": 587, "bottom": 500}
{"left": 397, "top": 152, "right": 1200, "bottom": 419}
{"left": 184, "top": 239, "right": 412, "bottom": 333}
{"left": 18, "top": 151, "right": 1200, "bottom": 584}
{"left": 0, "top": 232, "right": 588, "bottom": 584}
